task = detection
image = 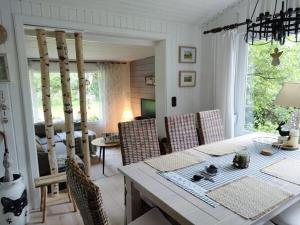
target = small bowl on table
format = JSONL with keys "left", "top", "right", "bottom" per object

{"left": 253, "top": 136, "right": 281, "bottom": 156}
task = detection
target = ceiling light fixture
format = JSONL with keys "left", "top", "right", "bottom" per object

{"left": 203, "top": 0, "right": 300, "bottom": 45}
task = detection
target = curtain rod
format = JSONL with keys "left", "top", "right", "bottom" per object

{"left": 28, "top": 58, "right": 127, "bottom": 64}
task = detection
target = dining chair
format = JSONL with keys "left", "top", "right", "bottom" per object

{"left": 65, "top": 158, "right": 171, "bottom": 225}
{"left": 165, "top": 113, "right": 199, "bottom": 152}
{"left": 118, "top": 119, "right": 161, "bottom": 166}
{"left": 197, "top": 109, "right": 225, "bottom": 145}
{"left": 272, "top": 201, "right": 300, "bottom": 225}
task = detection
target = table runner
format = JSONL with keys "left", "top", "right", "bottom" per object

{"left": 207, "top": 176, "right": 292, "bottom": 220}
{"left": 194, "top": 142, "right": 246, "bottom": 156}
{"left": 262, "top": 158, "right": 300, "bottom": 185}
{"left": 145, "top": 151, "right": 204, "bottom": 172}
{"left": 159, "top": 143, "right": 300, "bottom": 210}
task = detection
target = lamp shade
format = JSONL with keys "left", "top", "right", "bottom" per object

{"left": 275, "top": 82, "right": 300, "bottom": 108}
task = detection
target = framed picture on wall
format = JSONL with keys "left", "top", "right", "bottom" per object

{"left": 0, "top": 54, "right": 9, "bottom": 82}
{"left": 179, "top": 71, "right": 196, "bottom": 87}
{"left": 179, "top": 46, "right": 196, "bottom": 63}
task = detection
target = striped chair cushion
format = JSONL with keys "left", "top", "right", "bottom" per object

{"left": 118, "top": 119, "right": 161, "bottom": 166}
{"left": 165, "top": 113, "right": 199, "bottom": 152}
{"left": 197, "top": 109, "right": 225, "bottom": 145}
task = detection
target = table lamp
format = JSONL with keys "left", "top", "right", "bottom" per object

{"left": 275, "top": 82, "right": 300, "bottom": 148}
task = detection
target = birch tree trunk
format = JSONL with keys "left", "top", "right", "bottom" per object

{"left": 55, "top": 31, "right": 75, "bottom": 159}
{"left": 36, "top": 29, "right": 59, "bottom": 196}
{"left": 74, "top": 32, "right": 91, "bottom": 176}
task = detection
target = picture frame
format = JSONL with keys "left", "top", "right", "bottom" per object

{"left": 179, "top": 46, "right": 196, "bottom": 63}
{"left": 0, "top": 54, "right": 9, "bottom": 82}
{"left": 179, "top": 71, "right": 196, "bottom": 87}
{"left": 145, "top": 74, "right": 155, "bottom": 86}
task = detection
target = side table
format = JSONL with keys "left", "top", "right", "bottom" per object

{"left": 91, "top": 137, "right": 120, "bottom": 175}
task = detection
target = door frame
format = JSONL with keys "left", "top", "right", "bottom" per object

{"left": 13, "top": 14, "right": 169, "bottom": 208}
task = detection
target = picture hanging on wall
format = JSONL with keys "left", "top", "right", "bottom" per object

{"left": 179, "top": 71, "right": 196, "bottom": 87}
{"left": 145, "top": 74, "right": 155, "bottom": 86}
{"left": 179, "top": 46, "right": 196, "bottom": 63}
{"left": 0, "top": 54, "right": 9, "bottom": 82}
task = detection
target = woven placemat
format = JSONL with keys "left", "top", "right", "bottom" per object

{"left": 145, "top": 151, "right": 204, "bottom": 172}
{"left": 262, "top": 158, "right": 300, "bottom": 185}
{"left": 207, "top": 176, "right": 292, "bottom": 220}
{"left": 194, "top": 142, "right": 246, "bottom": 156}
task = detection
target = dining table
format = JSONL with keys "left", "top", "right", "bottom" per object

{"left": 118, "top": 133, "right": 300, "bottom": 225}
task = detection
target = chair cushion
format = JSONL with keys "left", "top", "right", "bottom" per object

{"left": 34, "top": 122, "right": 46, "bottom": 137}
{"left": 272, "top": 201, "right": 300, "bottom": 225}
{"left": 128, "top": 208, "right": 171, "bottom": 225}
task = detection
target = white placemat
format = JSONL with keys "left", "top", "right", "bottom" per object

{"left": 145, "top": 151, "right": 204, "bottom": 172}
{"left": 194, "top": 142, "right": 246, "bottom": 156}
{"left": 262, "top": 158, "right": 300, "bottom": 185}
{"left": 207, "top": 176, "right": 292, "bottom": 219}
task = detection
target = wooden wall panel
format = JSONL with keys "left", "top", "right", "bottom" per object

{"left": 130, "top": 56, "right": 155, "bottom": 117}
{"left": 11, "top": 0, "right": 168, "bottom": 34}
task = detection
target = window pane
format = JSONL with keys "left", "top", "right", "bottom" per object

{"left": 29, "top": 67, "right": 102, "bottom": 123}
{"left": 245, "top": 40, "right": 300, "bottom": 133}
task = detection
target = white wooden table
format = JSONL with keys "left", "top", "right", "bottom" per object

{"left": 118, "top": 133, "right": 300, "bottom": 225}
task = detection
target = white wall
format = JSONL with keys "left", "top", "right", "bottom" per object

{"left": 0, "top": 0, "right": 205, "bottom": 208}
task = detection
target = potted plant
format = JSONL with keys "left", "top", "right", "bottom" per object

{"left": 0, "top": 131, "right": 28, "bottom": 225}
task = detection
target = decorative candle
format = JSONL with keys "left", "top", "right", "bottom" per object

{"left": 286, "top": 129, "right": 299, "bottom": 148}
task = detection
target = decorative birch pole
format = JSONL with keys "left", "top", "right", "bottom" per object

{"left": 74, "top": 33, "right": 91, "bottom": 176}
{"left": 55, "top": 31, "right": 75, "bottom": 159}
{"left": 36, "top": 29, "right": 59, "bottom": 196}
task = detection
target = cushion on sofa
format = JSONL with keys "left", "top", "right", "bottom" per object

{"left": 34, "top": 122, "right": 46, "bottom": 137}
{"left": 37, "top": 141, "right": 84, "bottom": 176}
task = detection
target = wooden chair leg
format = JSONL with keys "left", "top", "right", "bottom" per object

{"left": 42, "top": 186, "right": 47, "bottom": 223}
{"left": 40, "top": 187, "right": 44, "bottom": 212}
{"left": 67, "top": 186, "right": 77, "bottom": 212}
{"left": 67, "top": 186, "right": 72, "bottom": 203}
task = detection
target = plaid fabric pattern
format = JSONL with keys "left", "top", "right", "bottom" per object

{"left": 165, "top": 113, "right": 199, "bottom": 152}
{"left": 66, "top": 159, "right": 110, "bottom": 225}
{"left": 197, "top": 109, "right": 225, "bottom": 144}
{"left": 118, "top": 119, "right": 161, "bottom": 166}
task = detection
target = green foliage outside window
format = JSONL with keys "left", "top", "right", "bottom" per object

{"left": 31, "top": 71, "right": 102, "bottom": 122}
{"left": 246, "top": 40, "right": 300, "bottom": 133}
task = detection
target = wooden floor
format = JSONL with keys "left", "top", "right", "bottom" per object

{"left": 28, "top": 147, "right": 124, "bottom": 225}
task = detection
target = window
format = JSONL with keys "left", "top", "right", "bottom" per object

{"left": 245, "top": 40, "right": 300, "bottom": 133}
{"left": 29, "top": 62, "right": 102, "bottom": 123}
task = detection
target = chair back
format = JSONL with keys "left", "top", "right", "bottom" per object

{"left": 165, "top": 113, "right": 199, "bottom": 152}
{"left": 197, "top": 109, "right": 225, "bottom": 144}
{"left": 118, "top": 119, "right": 161, "bottom": 166}
{"left": 65, "top": 158, "right": 109, "bottom": 225}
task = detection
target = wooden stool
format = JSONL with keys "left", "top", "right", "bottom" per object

{"left": 34, "top": 172, "right": 76, "bottom": 223}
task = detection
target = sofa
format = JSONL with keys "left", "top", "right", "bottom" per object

{"left": 35, "top": 121, "right": 96, "bottom": 176}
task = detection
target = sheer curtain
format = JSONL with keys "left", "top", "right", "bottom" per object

{"left": 211, "top": 31, "right": 239, "bottom": 139}
{"left": 98, "top": 63, "right": 131, "bottom": 133}
{"left": 28, "top": 61, "right": 131, "bottom": 134}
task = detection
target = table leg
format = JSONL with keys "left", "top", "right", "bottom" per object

{"left": 98, "top": 147, "right": 102, "bottom": 162}
{"left": 124, "top": 176, "right": 142, "bottom": 224}
{"left": 102, "top": 147, "right": 105, "bottom": 175}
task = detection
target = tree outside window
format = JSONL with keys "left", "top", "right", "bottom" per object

{"left": 245, "top": 40, "right": 300, "bottom": 133}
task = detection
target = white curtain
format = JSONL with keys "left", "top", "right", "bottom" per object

{"left": 28, "top": 61, "right": 132, "bottom": 134}
{"left": 211, "top": 31, "right": 239, "bottom": 139}
{"left": 99, "top": 63, "right": 131, "bottom": 133}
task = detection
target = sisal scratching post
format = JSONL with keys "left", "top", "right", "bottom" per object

{"left": 75, "top": 33, "right": 91, "bottom": 176}
{"left": 36, "top": 29, "right": 59, "bottom": 196}
{"left": 55, "top": 31, "right": 76, "bottom": 159}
